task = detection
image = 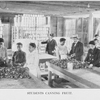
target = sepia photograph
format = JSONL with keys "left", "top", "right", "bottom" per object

{"left": 0, "top": 0, "right": 100, "bottom": 92}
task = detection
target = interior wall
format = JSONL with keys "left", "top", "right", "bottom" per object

{"left": 76, "top": 18, "right": 89, "bottom": 46}
{"left": 50, "top": 16, "right": 57, "bottom": 36}
{"left": 50, "top": 16, "right": 64, "bottom": 37}
{"left": 3, "top": 24, "right": 11, "bottom": 49}
{"left": 64, "top": 18, "right": 76, "bottom": 37}
{"left": 1, "top": 14, "right": 15, "bottom": 49}
{"left": 56, "top": 17, "right": 64, "bottom": 37}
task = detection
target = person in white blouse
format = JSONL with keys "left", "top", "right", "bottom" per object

{"left": 26, "top": 43, "right": 40, "bottom": 78}
{"left": 56, "top": 38, "right": 68, "bottom": 60}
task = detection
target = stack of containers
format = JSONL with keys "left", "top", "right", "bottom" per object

{"left": 13, "top": 14, "right": 50, "bottom": 53}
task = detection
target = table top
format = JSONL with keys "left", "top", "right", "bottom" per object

{"left": 39, "top": 53, "right": 57, "bottom": 59}
{"left": 47, "top": 62, "right": 100, "bottom": 88}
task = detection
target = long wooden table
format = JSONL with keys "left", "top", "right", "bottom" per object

{"left": 86, "top": 67, "right": 100, "bottom": 75}
{"left": 47, "top": 62, "right": 100, "bottom": 88}
{"left": 39, "top": 53, "right": 57, "bottom": 76}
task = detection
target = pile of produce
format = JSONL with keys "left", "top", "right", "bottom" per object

{"left": 49, "top": 59, "right": 68, "bottom": 69}
{"left": 0, "top": 66, "right": 31, "bottom": 79}
{"left": 49, "top": 59, "right": 89, "bottom": 69}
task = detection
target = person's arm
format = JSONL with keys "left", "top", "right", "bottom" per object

{"left": 65, "top": 46, "right": 68, "bottom": 55}
{"left": 92, "top": 50, "right": 100, "bottom": 66}
{"left": 1, "top": 48, "right": 8, "bottom": 61}
{"left": 84, "top": 50, "right": 89, "bottom": 62}
{"left": 53, "top": 39, "right": 57, "bottom": 50}
{"left": 52, "top": 40, "right": 57, "bottom": 54}
{"left": 41, "top": 40, "right": 48, "bottom": 44}
{"left": 75, "top": 43, "right": 83, "bottom": 57}
{"left": 12, "top": 52, "right": 15, "bottom": 64}
{"left": 45, "top": 42, "right": 49, "bottom": 53}
{"left": 5, "top": 48, "right": 8, "bottom": 60}
{"left": 55, "top": 46, "right": 60, "bottom": 60}
{"left": 54, "top": 40, "right": 57, "bottom": 50}
{"left": 34, "top": 51, "right": 41, "bottom": 78}
{"left": 69, "top": 44, "right": 73, "bottom": 55}
{"left": 54, "top": 39, "right": 57, "bottom": 46}
{"left": 12, "top": 52, "right": 19, "bottom": 66}
{"left": 20, "top": 52, "right": 26, "bottom": 66}
{"left": 4, "top": 48, "right": 9, "bottom": 63}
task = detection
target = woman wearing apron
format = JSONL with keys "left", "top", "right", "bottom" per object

{"left": 26, "top": 43, "right": 40, "bottom": 78}
{"left": 56, "top": 38, "right": 68, "bottom": 60}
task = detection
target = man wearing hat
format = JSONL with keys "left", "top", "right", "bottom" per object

{"left": 12, "top": 42, "right": 26, "bottom": 67}
{"left": 69, "top": 34, "right": 83, "bottom": 61}
{"left": 0, "top": 38, "right": 8, "bottom": 67}
{"left": 84, "top": 41, "right": 100, "bottom": 68}
{"left": 41, "top": 33, "right": 57, "bottom": 55}
{"left": 56, "top": 38, "right": 68, "bottom": 60}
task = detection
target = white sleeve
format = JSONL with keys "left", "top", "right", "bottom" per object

{"left": 55, "top": 46, "right": 60, "bottom": 60}
{"left": 34, "top": 51, "right": 39, "bottom": 68}
{"left": 65, "top": 46, "right": 68, "bottom": 54}
{"left": 34, "top": 51, "right": 41, "bottom": 78}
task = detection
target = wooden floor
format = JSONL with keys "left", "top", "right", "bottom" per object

{"left": 0, "top": 72, "right": 50, "bottom": 89}
{"left": 0, "top": 78, "right": 49, "bottom": 89}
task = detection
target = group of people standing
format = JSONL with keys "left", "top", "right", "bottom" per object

{"left": 43, "top": 33, "right": 100, "bottom": 68}
{"left": 42, "top": 33, "right": 83, "bottom": 61}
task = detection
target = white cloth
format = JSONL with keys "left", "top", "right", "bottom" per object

{"left": 0, "top": 47, "right": 7, "bottom": 59}
{"left": 53, "top": 37, "right": 73, "bottom": 53}
{"left": 60, "top": 55, "right": 67, "bottom": 59}
{"left": 56, "top": 44, "right": 68, "bottom": 60}
{"left": 25, "top": 49, "right": 39, "bottom": 77}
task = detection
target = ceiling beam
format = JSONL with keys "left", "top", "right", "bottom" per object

{"left": 0, "top": 1, "right": 97, "bottom": 17}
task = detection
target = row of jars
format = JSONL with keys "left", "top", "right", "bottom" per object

{"left": 14, "top": 14, "right": 47, "bottom": 27}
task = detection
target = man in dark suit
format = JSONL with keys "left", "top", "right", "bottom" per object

{"left": 84, "top": 41, "right": 100, "bottom": 68}
{"left": 41, "top": 33, "right": 57, "bottom": 55}
{"left": 69, "top": 34, "right": 83, "bottom": 61}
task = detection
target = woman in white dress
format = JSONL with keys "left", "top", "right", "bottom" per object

{"left": 56, "top": 38, "right": 68, "bottom": 60}
{"left": 26, "top": 43, "right": 40, "bottom": 78}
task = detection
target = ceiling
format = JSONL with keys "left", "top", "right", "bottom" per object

{"left": 0, "top": 1, "right": 100, "bottom": 17}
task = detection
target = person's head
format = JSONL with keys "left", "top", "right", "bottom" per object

{"left": 49, "top": 33, "right": 54, "bottom": 40}
{"left": 94, "top": 39, "right": 99, "bottom": 44}
{"left": 60, "top": 38, "right": 66, "bottom": 46}
{"left": 73, "top": 37, "right": 79, "bottom": 43}
{"left": 29, "top": 43, "right": 36, "bottom": 52}
{"left": 71, "top": 35, "right": 79, "bottom": 43}
{"left": 95, "top": 34, "right": 99, "bottom": 39}
{"left": 0, "top": 38, "right": 4, "bottom": 48}
{"left": 89, "top": 41, "right": 95, "bottom": 49}
{"left": 17, "top": 42, "right": 23, "bottom": 51}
